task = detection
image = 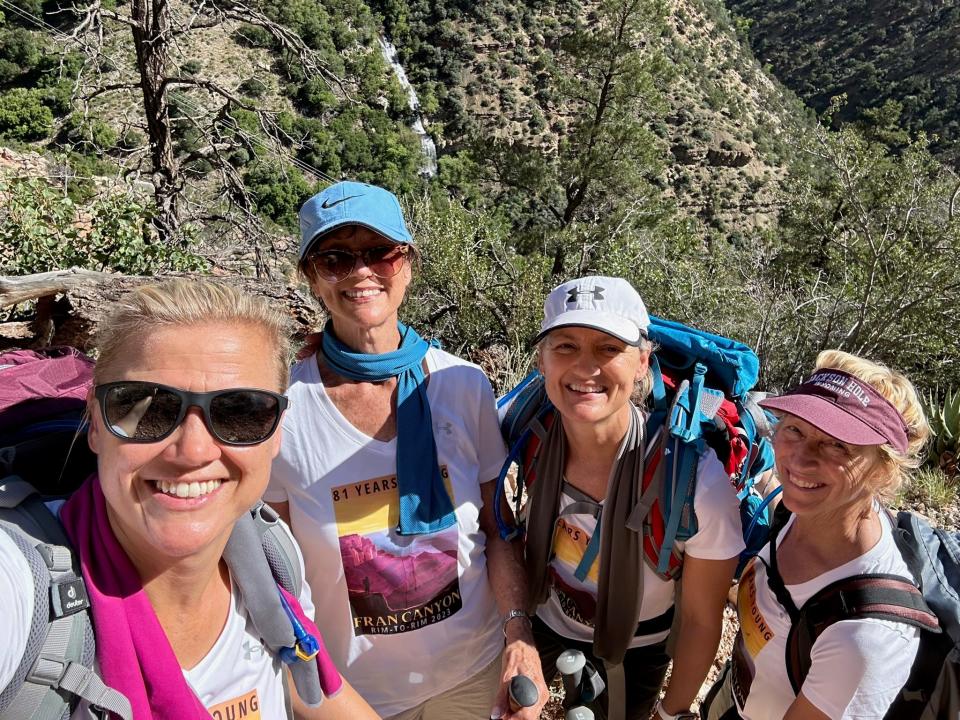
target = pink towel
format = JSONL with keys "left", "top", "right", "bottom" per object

{"left": 61, "top": 476, "right": 342, "bottom": 718}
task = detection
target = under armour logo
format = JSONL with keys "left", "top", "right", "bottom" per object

{"left": 243, "top": 640, "right": 265, "bottom": 661}
{"left": 437, "top": 421, "right": 453, "bottom": 435}
{"left": 567, "top": 285, "right": 605, "bottom": 304}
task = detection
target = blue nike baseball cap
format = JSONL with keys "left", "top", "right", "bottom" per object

{"left": 298, "top": 181, "right": 414, "bottom": 260}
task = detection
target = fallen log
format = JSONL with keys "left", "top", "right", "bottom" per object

{"left": 0, "top": 268, "right": 323, "bottom": 352}
{"left": 0, "top": 268, "right": 118, "bottom": 308}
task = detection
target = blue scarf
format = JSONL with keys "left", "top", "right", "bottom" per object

{"left": 321, "top": 320, "right": 455, "bottom": 535}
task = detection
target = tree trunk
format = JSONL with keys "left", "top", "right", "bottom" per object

{"left": 130, "top": 0, "right": 181, "bottom": 245}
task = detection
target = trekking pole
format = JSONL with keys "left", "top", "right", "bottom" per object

{"left": 565, "top": 707, "right": 594, "bottom": 720}
{"left": 508, "top": 674, "right": 539, "bottom": 713}
{"left": 556, "top": 649, "right": 586, "bottom": 706}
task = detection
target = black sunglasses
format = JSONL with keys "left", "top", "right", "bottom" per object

{"left": 94, "top": 381, "right": 288, "bottom": 446}
{"left": 307, "top": 245, "right": 410, "bottom": 282}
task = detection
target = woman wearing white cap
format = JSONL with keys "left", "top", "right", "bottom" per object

{"left": 522, "top": 277, "right": 746, "bottom": 720}
{"left": 265, "top": 182, "right": 546, "bottom": 720}
{"left": 701, "top": 351, "right": 929, "bottom": 720}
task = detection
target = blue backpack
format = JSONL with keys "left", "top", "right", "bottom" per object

{"left": 495, "top": 316, "right": 779, "bottom": 578}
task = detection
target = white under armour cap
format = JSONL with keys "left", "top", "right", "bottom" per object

{"left": 535, "top": 276, "right": 650, "bottom": 346}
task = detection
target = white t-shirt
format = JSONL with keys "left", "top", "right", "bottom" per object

{"left": 0, "top": 523, "right": 316, "bottom": 719}
{"left": 265, "top": 347, "right": 507, "bottom": 717}
{"left": 536, "top": 446, "right": 745, "bottom": 646}
{"left": 0, "top": 528, "right": 34, "bottom": 693}
{"left": 733, "top": 511, "right": 921, "bottom": 719}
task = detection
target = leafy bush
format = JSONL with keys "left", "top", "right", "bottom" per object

{"left": 0, "top": 87, "right": 53, "bottom": 140}
{"left": 181, "top": 59, "right": 203, "bottom": 76}
{"left": 922, "top": 386, "right": 960, "bottom": 478}
{"left": 232, "top": 25, "right": 276, "bottom": 49}
{"left": 404, "top": 193, "right": 551, "bottom": 388}
{"left": 0, "top": 27, "right": 43, "bottom": 85}
{"left": 761, "top": 110, "right": 960, "bottom": 389}
{"left": 238, "top": 77, "right": 269, "bottom": 98}
{"left": 896, "top": 467, "right": 959, "bottom": 512}
{"left": 60, "top": 113, "right": 118, "bottom": 151}
{"left": 244, "top": 162, "right": 316, "bottom": 230}
{"left": 0, "top": 177, "right": 205, "bottom": 275}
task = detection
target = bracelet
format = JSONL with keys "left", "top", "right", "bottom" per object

{"left": 653, "top": 699, "right": 697, "bottom": 720}
{"left": 502, "top": 609, "right": 531, "bottom": 638}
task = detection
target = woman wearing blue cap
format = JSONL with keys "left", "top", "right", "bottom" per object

{"left": 265, "top": 182, "right": 547, "bottom": 720}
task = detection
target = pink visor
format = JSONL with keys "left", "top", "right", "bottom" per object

{"left": 760, "top": 369, "right": 909, "bottom": 452}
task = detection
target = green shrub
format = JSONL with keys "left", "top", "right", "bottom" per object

{"left": 181, "top": 59, "right": 203, "bottom": 76}
{"left": 239, "top": 77, "right": 268, "bottom": 98}
{"left": 896, "top": 467, "right": 959, "bottom": 511}
{"left": 0, "top": 87, "right": 53, "bottom": 140}
{"left": 38, "top": 80, "right": 74, "bottom": 116}
{"left": 233, "top": 25, "right": 275, "bottom": 49}
{"left": 0, "top": 177, "right": 205, "bottom": 275}
{"left": 0, "top": 28, "right": 43, "bottom": 84}
{"left": 922, "top": 386, "right": 960, "bottom": 477}
{"left": 61, "top": 114, "right": 118, "bottom": 151}
{"left": 244, "top": 162, "right": 316, "bottom": 230}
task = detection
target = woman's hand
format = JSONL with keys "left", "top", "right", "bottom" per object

{"left": 479, "top": 480, "right": 547, "bottom": 719}
{"left": 493, "top": 630, "right": 549, "bottom": 719}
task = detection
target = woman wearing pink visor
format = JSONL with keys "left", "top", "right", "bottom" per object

{"left": 702, "top": 350, "right": 930, "bottom": 720}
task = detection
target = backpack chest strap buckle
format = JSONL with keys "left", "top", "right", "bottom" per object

{"left": 28, "top": 655, "right": 133, "bottom": 720}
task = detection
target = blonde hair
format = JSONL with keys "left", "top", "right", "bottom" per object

{"left": 94, "top": 279, "right": 291, "bottom": 389}
{"left": 632, "top": 337, "right": 657, "bottom": 405}
{"left": 813, "top": 350, "right": 930, "bottom": 498}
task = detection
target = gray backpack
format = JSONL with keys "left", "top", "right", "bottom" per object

{"left": 765, "top": 510, "right": 960, "bottom": 720}
{"left": 0, "top": 477, "right": 319, "bottom": 720}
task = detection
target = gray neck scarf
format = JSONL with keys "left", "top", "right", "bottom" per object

{"left": 525, "top": 404, "right": 655, "bottom": 663}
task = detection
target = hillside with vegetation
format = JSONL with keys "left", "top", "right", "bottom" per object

{"left": 373, "top": 0, "right": 808, "bottom": 238}
{"left": 725, "top": 0, "right": 960, "bottom": 163}
{"left": 2, "top": 2, "right": 959, "bottom": 701}
{"left": 1, "top": 0, "right": 959, "bottom": 404}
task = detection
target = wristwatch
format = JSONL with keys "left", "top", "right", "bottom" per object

{"left": 501, "top": 608, "right": 531, "bottom": 638}
{"left": 653, "top": 699, "right": 698, "bottom": 720}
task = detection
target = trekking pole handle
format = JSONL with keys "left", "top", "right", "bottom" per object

{"left": 508, "top": 674, "right": 539, "bottom": 712}
{"left": 556, "top": 649, "right": 586, "bottom": 706}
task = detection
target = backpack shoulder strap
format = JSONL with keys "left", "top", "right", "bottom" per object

{"left": 224, "top": 506, "right": 325, "bottom": 707}
{"left": 783, "top": 572, "right": 939, "bottom": 695}
{"left": 645, "top": 371, "right": 706, "bottom": 577}
{"left": 494, "top": 372, "right": 555, "bottom": 541}
{"left": 0, "top": 481, "right": 132, "bottom": 720}
{"left": 250, "top": 502, "right": 303, "bottom": 595}
{"left": 764, "top": 520, "right": 800, "bottom": 622}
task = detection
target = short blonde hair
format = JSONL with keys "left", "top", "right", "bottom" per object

{"left": 94, "top": 279, "right": 291, "bottom": 389}
{"left": 814, "top": 350, "right": 930, "bottom": 498}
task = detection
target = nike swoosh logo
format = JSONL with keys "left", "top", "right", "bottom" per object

{"left": 320, "top": 195, "right": 360, "bottom": 209}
